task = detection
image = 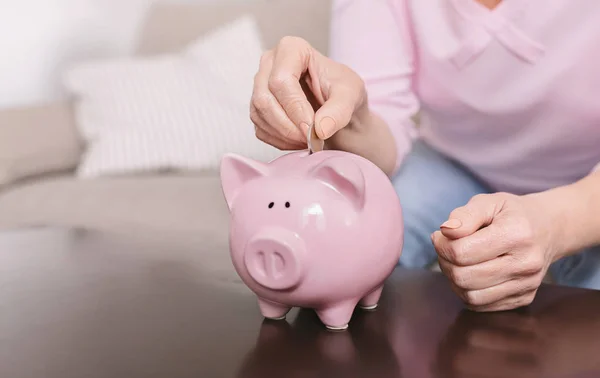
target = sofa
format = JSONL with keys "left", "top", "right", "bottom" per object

{"left": 0, "top": 0, "right": 331, "bottom": 247}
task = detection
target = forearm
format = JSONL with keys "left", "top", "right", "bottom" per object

{"left": 324, "top": 107, "right": 398, "bottom": 177}
{"left": 327, "top": 0, "right": 417, "bottom": 178}
{"left": 538, "top": 169, "right": 600, "bottom": 259}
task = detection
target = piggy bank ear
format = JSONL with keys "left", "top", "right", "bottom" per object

{"left": 311, "top": 157, "right": 365, "bottom": 209}
{"left": 220, "top": 154, "right": 268, "bottom": 210}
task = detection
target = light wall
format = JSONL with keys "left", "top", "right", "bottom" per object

{"left": 0, "top": 0, "right": 244, "bottom": 109}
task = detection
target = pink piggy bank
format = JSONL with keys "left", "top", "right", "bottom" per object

{"left": 220, "top": 150, "right": 403, "bottom": 330}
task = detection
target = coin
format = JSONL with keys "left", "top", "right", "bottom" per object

{"left": 307, "top": 123, "right": 324, "bottom": 154}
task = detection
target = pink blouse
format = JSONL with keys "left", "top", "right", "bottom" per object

{"left": 329, "top": 0, "right": 600, "bottom": 194}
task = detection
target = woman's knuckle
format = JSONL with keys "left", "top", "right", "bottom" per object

{"left": 514, "top": 280, "right": 534, "bottom": 296}
{"left": 471, "top": 193, "right": 489, "bottom": 203}
{"left": 268, "top": 74, "right": 291, "bottom": 93}
{"left": 464, "top": 290, "right": 482, "bottom": 306}
{"left": 521, "top": 253, "right": 545, "bottom": 276}
{"left": 249, "top": 110, "right": 260, "bottom": 125}
{"left": 282, "top": 98, "right": 306, "bottom": 119}
{"left": 524, "top": 280, "right": 541, "bottom": 293}
{"left": 255, "top": 130, "right": 266, "bottom": 141}
{"left": 435, "top": 236, "right": 468, "bottom": 265}
{"left": 279, "top": 35, "right": 296, "bottom": 46}
{"left": 471, "top": 194, "right": 485, "bottom": 202}
{"left": 340, "top": 69, "right": 364, "bottom": 90}
{"left": 260, "top": 50, "right": 274, "bottom": 64}
{"left": 279, "top": 35, "right": 308, "bottom": 49}
{"left": 252, "top": 93, "right": 272, "bottom": 112}
{"left": 286, "top": 97, "right": 305, "bottom": 110}
{"left": 519, "top": 292, "right": 536, "bottom": 307}
{"left": 450, "top": 207, "right": 474, "bottom": 225}
{"left": 451, "top": 268, "right": 469, "bottom": 289}
{"left": 435, "top": 241, "right": 453, "bottom": 262}
{"left": 515, "top": 222, "right": 535, "bottom": 244}
{"left": 450, "top": 243, "right": 470, "bottom": 265}
{"left": 445, "top": 248, "right": 460, "bottom": 264}
{"left": 280, "top": 126, "right": 294, "bottom": 140}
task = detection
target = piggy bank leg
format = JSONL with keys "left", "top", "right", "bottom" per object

{"left": 257, "top": 297, "right": 291, "bottom": 320}
{"left": 358, "top": 285, "right": 383, "bottom": 310}
{"left": 316, "top": 301, "right": 357, "bottom": 331}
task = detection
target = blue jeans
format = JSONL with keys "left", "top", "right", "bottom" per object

{"left": 392, "top": 140, "right": 600, "bottom": 290}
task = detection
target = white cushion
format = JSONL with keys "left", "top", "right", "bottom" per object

{"left": 64, "top": 16, "right": 282, "bottom": 178}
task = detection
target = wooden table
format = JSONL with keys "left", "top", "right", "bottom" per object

{"left": 1, "top": 228, "right": 600, "bottom": 378}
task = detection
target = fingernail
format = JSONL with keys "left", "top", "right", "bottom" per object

{"left": 430, "top": 232, "right": 435, "bottom": 242}
{"left": 319, "top": 117, "right": 336, "bottom": 138}
{"left": 441, "top": 219, "right": 462, "bottom": 229}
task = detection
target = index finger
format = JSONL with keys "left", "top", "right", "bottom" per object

{"left": 268, "top": 37, "right": 316, "bottom": 129}
{"left": 433, "top": 224, "right": 508, "bottom": 266}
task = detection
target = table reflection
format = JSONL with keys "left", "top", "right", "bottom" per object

{"left": 237, "top": 308, "right": 401, "bottom": 378}
{"left": 435, "top": 292, "right": 600, "bottom": 378}
{"left": 235, "top": 272, "right": 600, "bottom": 378}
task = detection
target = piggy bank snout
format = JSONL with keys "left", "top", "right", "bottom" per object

{"left": 244, "top": 229, "right": 306, "bottom": 291}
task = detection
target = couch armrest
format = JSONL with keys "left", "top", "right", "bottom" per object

{"left": 0, "top": 102, "right": 82, "bottom": 189}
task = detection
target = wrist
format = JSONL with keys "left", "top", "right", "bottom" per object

{"left": 324, "top": 105, "right": 397, "bottom": 176}
{"left": 348, "top": 97, "right": 371, "bottom": 132}
{"left": 531, "top": 173, "right": 600, "bottom": 261}
{"left": 526, "top": 189, "right": 571, "bottom": 262}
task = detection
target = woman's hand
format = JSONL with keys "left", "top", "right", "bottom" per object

{"left": 250, "top": 36, "right": 368, "bottom": 150}
{"left": 431, "top": 192, "right": 563, "bottom": 312}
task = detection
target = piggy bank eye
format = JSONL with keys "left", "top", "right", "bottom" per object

{"left": 285, "top": 202, "right": 291, "bottom": 208}
{"left": 268, "top": 202, "right": 274, "bottom": 209}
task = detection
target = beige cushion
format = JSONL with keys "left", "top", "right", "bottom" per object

{"left": 0, "top": 0, "right": 330, "bottom": 235}
{"left": 0, "top": 103, "right": 82, "bottom": 188}
{"left": 65, "top": 16, "right": 281, "bottom": 178}
{"left": 136, "top": 0, "right": 332, "bottom": 56}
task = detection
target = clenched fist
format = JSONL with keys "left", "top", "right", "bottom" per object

{"left": 432, "top": 192, "right": 561, "bottom": 312}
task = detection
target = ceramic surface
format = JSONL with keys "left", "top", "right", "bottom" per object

{"left": 220, "top": 150, "right": 404, "bottom": 329}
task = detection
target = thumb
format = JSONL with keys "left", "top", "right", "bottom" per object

{"left": 440, "top": 194, "right": 501, "bottom": 240}
{"left": 314, "top": 85, "right": 358, "bottom": 140}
